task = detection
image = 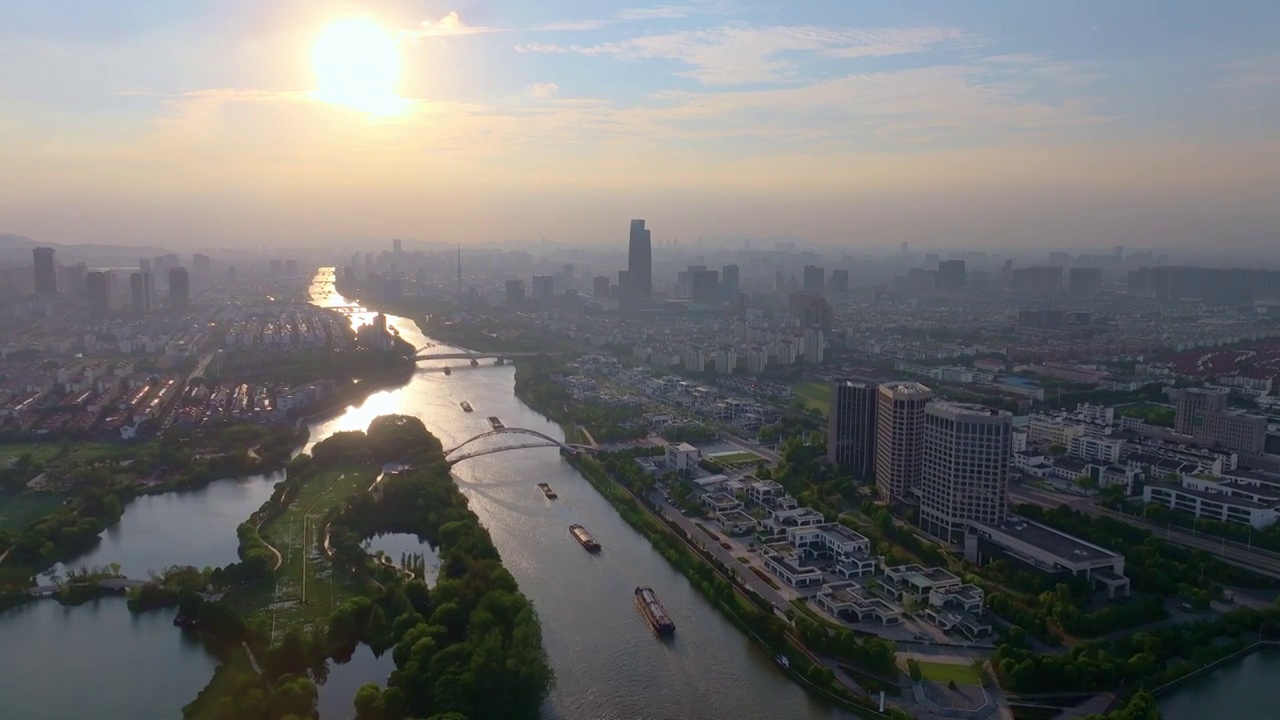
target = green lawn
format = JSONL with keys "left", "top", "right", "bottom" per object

{"left": 792, "top": 382, "right": 831, "bottom": 416}
{"left": 710, "top": 450, "right": 763, "bottom": 465}
{"left": 0, "top": 493, "right": 68, "bottom": 532}
{"left": 236, "top": 466, "right": 375, "bottom": 638}
{"left": 917, "top": 660, "right": 982, "bottom": 685}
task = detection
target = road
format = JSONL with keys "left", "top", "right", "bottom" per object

{"left": 1009, "top": 484, "right": 1280, "bottom": 579}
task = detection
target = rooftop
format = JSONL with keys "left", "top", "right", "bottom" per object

{"left": 1149, "top": 483, "right": 1275, "bottom": 510}
{"left": 986, "top": 516, "right": 1121, "bottom": 564}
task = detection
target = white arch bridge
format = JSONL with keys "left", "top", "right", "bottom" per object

{"left": 443, "top": 427, "right": 595, "bottom": 466}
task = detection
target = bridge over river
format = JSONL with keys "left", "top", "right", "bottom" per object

{"left": 443, "top": 427, "right": 595, "bottom": 466}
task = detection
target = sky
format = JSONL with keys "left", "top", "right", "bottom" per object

{"left": 1, "top": 0, "right": 1278, "bottom": 254}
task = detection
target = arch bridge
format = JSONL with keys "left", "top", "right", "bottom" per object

{"left": 443, "top": 427, "right": 595, "bottom": 466}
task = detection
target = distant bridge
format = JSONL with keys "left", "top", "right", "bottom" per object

{"left": 443, "top": 427, "right": 594, "bottom": 466}
{"left": 413, "top": 343, "right": 567, "bottom": 362}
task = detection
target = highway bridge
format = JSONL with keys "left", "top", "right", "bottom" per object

{"left": 443, "top": 427, "right": 595, "bottom": 466}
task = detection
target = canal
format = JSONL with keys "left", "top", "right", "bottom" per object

{"left": 0, "top": 268, "right": 850, "bottom": 720}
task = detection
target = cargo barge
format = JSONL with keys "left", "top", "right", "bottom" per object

{"left": 538, "top": 483, "right": 558, "bottom": 499}
{"left": 635, "top": 586, "right": 676, "bottom": 636}
{"left": 569, "top": 524, "right": 600, "bottom": 552}
{"left": 459, "top": 401, "right": 473, "bottom": 412}
{"left": 488, "top": 416, "right": 504, "bottom": 430}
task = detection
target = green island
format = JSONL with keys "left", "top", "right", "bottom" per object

{"left": 179, "top": 414, "right": 552, "bottom": 720}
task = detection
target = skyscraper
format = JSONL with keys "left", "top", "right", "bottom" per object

{"left": 593, "top": 276, "right": 610, "bottom": 298}
{"left": 505, "top": 279, "right": 525, "bottom": 303}
{"left": 802, "top": 265, "right": 825, "bottom": 295}
{"left": 86, "top": 271, "right": 110, "bottom": 319}
{"left": 874, "top": 382, "right": 934, "bottom": 502}
{"left": 393, "top": 238, "right": 402, "bottom": 255}
{"left": 691, "top": 269, "right": 719, "bottom": 303}
{"left": 169, "top": 267, "right": 190, "bottom": 312}
{"left": 721, "top": 264, "right": 740, "bottom": 300}
{"left": 919, "top": 403, "right": 1012, "bottom": 543}
{"left": 33, "top": 247, "right": 56, "bottom": 297}
{"left": 829, "top": 268, "right": 849, "bottom": 296}
{"left": 827, "top": 381, "right": 877, "bottom": 475}
{"left": 937, "top": 260, "right": 967, "bottom": 291}
{"left": 130, "top": 272, "right": 153, "bottom": 315}
{"left": 531, "top": 275, "right": 554, "bottom": 302}
{"left": 627, "top": 219, "right": 652, "bottom": 306}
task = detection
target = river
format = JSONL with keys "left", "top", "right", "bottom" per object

{"left": 0, "top": 268, "right": 848, "bottom": 720}
{"left": 1159, "top": 647, "right": 1280, "bottom": 720}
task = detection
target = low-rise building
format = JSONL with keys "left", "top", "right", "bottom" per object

{"left": 761, "top": 546, "right": 824, "bottom": 588}
{"left": 665, "top": 442, "right": 700, "bottom": 473}
{"left": 815, "top": 582, "right": 903, "bottom": 625}
{"left": 787, "top": 523, "right": 878, "bottom": 578}
{"left": 1143, "top": 477, "right": 1280, "bottom": 529}
{"left": 881, "top": 564, "right": 962, "bottom": 604}
{"left": 966, "top": 517, "right": 1131, "bottom": 598}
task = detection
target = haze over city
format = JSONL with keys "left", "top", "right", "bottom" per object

{"left": 2, "top": 0, "right": 1278, "bottom": 254}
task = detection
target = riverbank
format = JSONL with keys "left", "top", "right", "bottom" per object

{"left": 562, "top": 452, "right": 905, "bottom": 719}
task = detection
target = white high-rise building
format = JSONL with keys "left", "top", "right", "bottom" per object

{"left": 874, "top": 382, "right": 934, "bottom": 501}
{"left": 920, "top": 402, "right": 1013, "bottom": 544}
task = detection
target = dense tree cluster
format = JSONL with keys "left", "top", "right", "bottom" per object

{"left": 995, "top": 605, "right": 1280, "bottom": 695}
{"left": 512, "top": 357, "right": 646, "bottom": 443}
{"left": 1017, "top": 504, "right": 1276, "bottom": 593}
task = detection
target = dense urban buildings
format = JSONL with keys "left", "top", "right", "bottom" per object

{"left": 874, "top": 381, "right": 934, "bottom": 502}
{"left": 919, "top": 402, "right": 1013, "bottom": 543}
{"left": 827, "top": 380, "right": 877, "bottom": 476}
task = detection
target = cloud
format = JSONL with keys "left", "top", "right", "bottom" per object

{"left": 617, "top": 7, "right": 691, "bottom": 21}
{"left": 403, "top": 11, "right": 500, "bottom": 40}
{"left": 516, "top": 43, "right": 570, "bottom": 54}
{"left": 517, "top": 25, "right": 976, "bottom": 85}
{"left": 535, "top": 19, "right": 609, "bottom": 31}
{"left": 527, "top": 82, "right": 560, "bottom": 99}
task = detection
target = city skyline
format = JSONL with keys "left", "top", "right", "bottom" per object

{"left": 1, "top": 1, "right": 1278, "bottom": 252}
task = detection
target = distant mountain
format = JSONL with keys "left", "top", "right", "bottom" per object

{"left": 0, "top": 233, "right": 173, "bottom": 267}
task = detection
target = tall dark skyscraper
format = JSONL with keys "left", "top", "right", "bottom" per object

{"left": 827, "top": 380, "right": 878, "bottom": 476}
{"left": 130, "top": 272, "right": 149, "bottom": 315}
{"left": 691, "top": 269, "right": 719, "bottom": 303}
{"left": 802, "top": 264, "right": 825, "bottom": 295}
{"left": 505, "top": 279, "right": 525, "bottom": 303}
{"left": 169, "top": 267, "right": 190, "bottom": 312}
{"left": 627, "top": 219, "right": 652, "bottom": 306}
{"left": 86, "top": 271, "right": 110, "bottom": 319}
{"left": 33, "top": 247, "right": 56, "bottom": 297}
{"left": 829, "top": 268, "right": 850, "bottom": 296}
{"left": 937, "top": 260, "right": 967, "bottom": 291}
{"left": 393, "top": 238, "right": 402, "bottom": 255}
{"left": 721, "top": 264, "right": 740, "bottom": 300}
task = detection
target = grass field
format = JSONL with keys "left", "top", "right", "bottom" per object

{"left": 792, "top": 382, "right": 831, "bottom": 416}
{"left": 709, "top": 450, "right": 764, "bottom": 465}
{"left": 235, "top": 466, "right": 376, "bottom": 639}
{"left": 0, "top": 493, "right": 68, "bottom": 532}
{"left": 917, "top": 660, "right": 982, "bottom": 685}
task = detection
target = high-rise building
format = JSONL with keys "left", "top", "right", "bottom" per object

{"left": 919, "top": 402, "right": 1012, "bottom": 543}
{"left": 937, "top": 260, "right": 967, "bottom": 291}
{"left": 829, "top": 269, "right": 849, "bottom": 296}
{"left": 774, "top": 269, "right": 785, "bottom": 294}
{"left": 169, "top": 267, "right": 190, "bottom": 312}
{"left": 531, "top": 275, "right": 554, "bottom": 302}
{"left": 627, "top": 219, "right": 652, "bottom": 306}
{"left": 691, "top": 269, "right": 719, "bottom": 303}
{"left": 505, "top": 279, "right": 525, "bottom": 303}
{"left": 874, "top": 382, "right": 934, "bottom": 502}
{"left": 130, "top": 272, "right": 154, "bottom": 315}
{"left": 803, "top": 327, "right": 826, "bottom": 364}
{"left": 616, "top": 270, "right": 631, "bottom": 300}
{"left": 593, "top": 276, "right": 610, "bottom": 298}
{"left": 139, "top": 257, "right": 152, "bottom": 273}
{"left": 86, "top": 271, "right": 110, "bottom": 318}
{"left": 1068, "top": 267, "right": 1102, "bottom": 295}
{"left": 802, "top": 264, "right": 825, "bottom": 295}
{"left": 393, "top": 238, "right": 402, "bottom": 255}
{"left": 269, "top": 259, "right": 283, "bottom": 275}
{"left": 827, "top": 381, "right": 877, "bottom": 475}
{"left": 33, "top": 247, "right": 56, "bottom": 297}
{"left": 1175, "top": 388, "right": 1228, "bottom": 435}
{"left": 720, "top": 264, "right": 740, "bottom": 300}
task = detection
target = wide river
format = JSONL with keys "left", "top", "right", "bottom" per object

{"left": 0, "top": 268, "right": 848, "bottom": 720}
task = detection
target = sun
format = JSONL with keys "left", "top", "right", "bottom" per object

{"left": 311, "top": 17, "right": 408, "bottom": 116}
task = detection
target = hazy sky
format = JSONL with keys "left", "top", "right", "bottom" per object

{"left": 2, "top": 1, "right": 1278, "bottom": 253}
